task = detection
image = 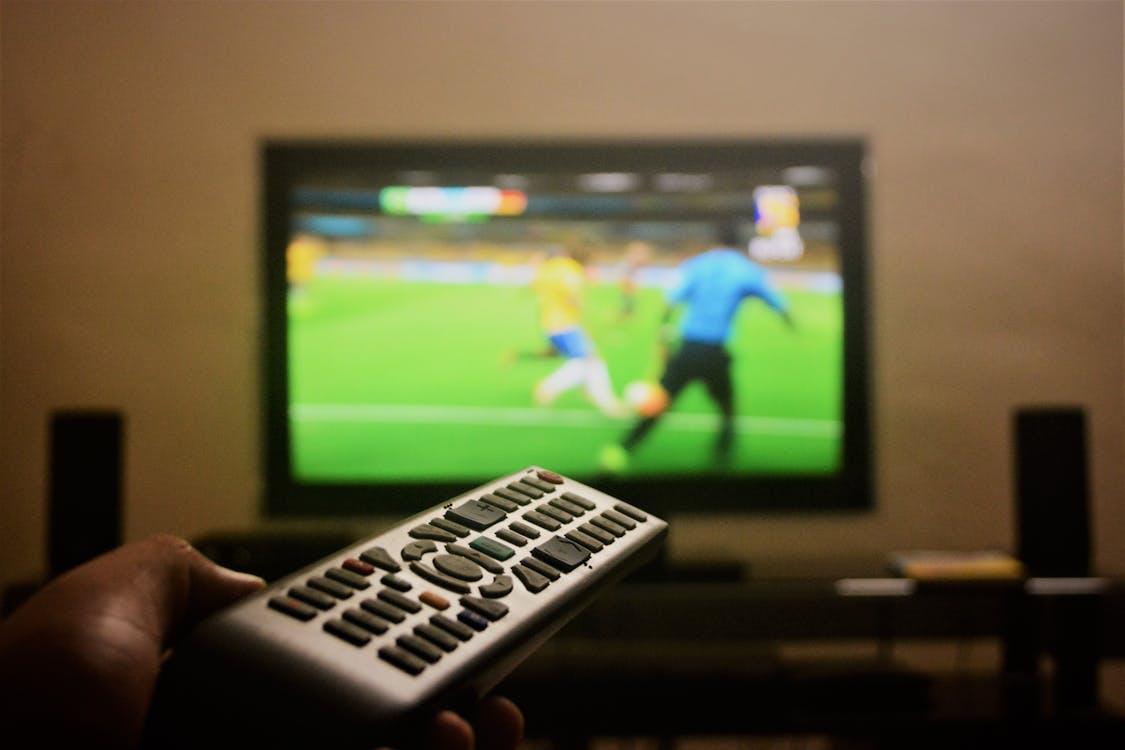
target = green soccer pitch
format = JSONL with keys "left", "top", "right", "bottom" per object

{"left": 288, "top": 276, "right": 842, "bottom": 482}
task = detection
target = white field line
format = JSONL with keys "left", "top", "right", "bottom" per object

{"left": 291, "top": 404, "right": 840, "bottom": 438}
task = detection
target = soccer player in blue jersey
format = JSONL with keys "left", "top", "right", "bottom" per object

{"left": 601, "top": 223, "right": 794, "bottom": 471}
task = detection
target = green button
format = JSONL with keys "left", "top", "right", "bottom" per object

{"left": 470, "top": 536, "right": 515, "bottom": 561}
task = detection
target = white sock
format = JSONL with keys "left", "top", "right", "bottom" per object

{"left": 584, "top": 358, "right": 625, "bottom": 416}
{"left": 536, "top": 358, "right": 587, "bottom": 404}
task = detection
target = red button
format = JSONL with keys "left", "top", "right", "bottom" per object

{"left": 536, "top": 469, "right": 564, "bottom": 484}
{"left": 343, "top": 558, "right": 375, "bottom": 576}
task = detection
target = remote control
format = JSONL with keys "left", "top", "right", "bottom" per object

{"left": 144, "top": 467, "right": 666, "bottom": 747}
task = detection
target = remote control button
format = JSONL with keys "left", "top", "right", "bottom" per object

{"left": 509, "top": 521, "right": 541, "bottom": 539}
{"left": 402, "top": 540, "right": 438, "bottom": 561}
{"left": 378, "top": 589, "right": 422, "bottom": 614}
{"left": 613, "top": 502, "right": 648, "bottom": 522}
{"left": 578, "top": 522, "right": 614, "bottom": 545}
{"left": 479, "top": 575, "right": 513, "bottom": 599}
{"left": 445, "top": 500, "right": 506, "bottom": 531}
{"left": 409, "top": 562, "right": 472, "bottom": 594}
{"left": 495, "top": 528, "right": 527, "bottom": 547}
{"left": 379, "top": 646, "right": 426, "bottom": 675}
{"left": 268, "top": 596, "right": 317, "bottom": 621}
{"left": 326, "top": 567, "right": 372, "bottom": 590}
{"left": 533, "top": 537, "right": 591, "bottom": 573}
{"left": 521, "top": 557, "right": 561, "bottom": 581}
{"left": 344, "top": 608, "right": 390, "bottom": 634}
{"left": 308, "top": 577, "right": 354, "bottom": 600}
{"left": 493, "top": 487, "right": 531, "bottom": 506}
{"left": 536, "top": 469, "right": 564, "bottom": 484}
{"left": 561, "top": 492, "right": 596, "bottom": 510}
{"left": 397, "top": 635, "right": 442, "bottom": 663}
{"left": 460, "top": 596, "right": 509, "bottom": 622}
{"left": 523, "top": 510, "right": 561, "bottom": 531}
{"left": 537, "top": 504, "right": 573, "bottom": 524}
{"left": 590, "top": 515, "right": 626, "bottom": 538}
{"left": 409, "top": 524, "right": 458, "bottom": 543}
{"left": 289, "top": 586, "right": 336, "bottom": 610}
{"left": 381, "top": 574, "right": 413, "bottom": 592}
{"left": 566, "top": 529, "right": 604, "bottom": 553}
{"left": 508, "top": 481, "right": 544, "bottom": 499}
{"left": 343, "top": 558, "right": 376, "bottom": 576}
{"left": 431, "top": 614, "right": 474, "bottom": 641}
{"left": 478, "top": 493, "right": 519, "bottom": 512}
{"left": 419, "top": 591, "right": 450, "bottom": 610}
{"left": 446, "top": 544, "right": 505, "bottom": 574}
{"left": 512, "top": 564, "right": 550, "bottom": 593}
{"left": 360, "top": 546, "right": 401, "bottom": 572}
{"left": 469, "top": 537, "right": 515, "bottom": 561}
{"left": 432, "top": 554, "right": 483, "bottom": 581}
{"left": 457, "top": 610, "right": 489, "bottom": 632}
{"left": 361, "top": 598, "right": 406, "bottom": 624}
{"left": 430, "top": 517, "right": 471, "bottom": 538}
{"left": 549, "top": 497, "right": 586, "bottom": 516}
{"left": 601, "top": 509, "right": 637, "bottom": 530}
{"left": 323, "top": 618, "right": 371, "bottom": 647}
{"left": 414, "top": 624, "right": 459, "bottom": 652}
{"left": 521, "top": 476, "right": 557, "bottom": 493}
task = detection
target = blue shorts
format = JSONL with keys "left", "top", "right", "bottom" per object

{"left": 548, "top": 329, "right": 592, "bottom": 359}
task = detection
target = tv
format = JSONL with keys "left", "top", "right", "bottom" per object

{"left": 263, "top": 140, "right": 870, "bottom": 515}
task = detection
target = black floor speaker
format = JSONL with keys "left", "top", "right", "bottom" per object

{"left": 48, "top": 410, "right": 124, "bottom": 578}
{"left": 1013, "top": 406, "right": 1098, "bottom": 711}
{"left": 1013, "top": 407, "right": 1090, "bottom": 577}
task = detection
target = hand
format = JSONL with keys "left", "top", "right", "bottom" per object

{"left": 0, "top": 535, "right": 524, "bottom": 750}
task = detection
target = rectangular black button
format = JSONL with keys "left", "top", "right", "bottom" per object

{"left": 523, "top": 510, "right": 561, "bottom": 531}
{"left": 613, "top": 502, "right": 648, "bottom": 522}
{"left": 430, "top": 614, "right": 474, "bottom": 641}
{"left": 508, "top": 481, "right": 544, "bottom": 499}
{"left": 445, "top": 500, "right": 506, "bottom": 531}
{"left": 493, "top": 487, "right": 531, "bottom": 506}
{"left": 579, "top": 522, "right": 614, "bottom": 545}
{"left": 561, "top": 492, "right": 596, "bottom": 510}
{"left": 361, "top": 597, "right": 406, "bottom": 623}
{"left": 496, "top": 528, "right": 527, "bottom": 547}
{"left": 538, "top": 504, "right": 573, "bottom": 524}
{"left": 566, "top": 529, "right": 604, "bottom": 553}
{"left": 307, "top": 576, "right": 353, "bottom": 600}
{"left": 325, "top": 567, "right": 371, "bottom": 590}
{"left": 268, "top": 596, "right": 317, "bottom": 621}
{"left": 521, "top": 556, "right": 560, "bottom": 581}
{"left": 414, "top": 624, "right": 459, "bottom": 652}
{"left": 532, "top": 537, "right": 591, "bottom": 573}
{"left": 590, "top": 515, "right": 626, "bottom": 537}
{"left": 379, "top": 646, "right": 426, "bottom": 675}
{"left": 378, "top": 589, "right": 422, "bottom": 613}
{"left": 479, "top": 493, "right": 519, "bottom": 512}
{"left": 459, "top": 596, "right": 509, "bottom": 621}
{"left": 509, "top": 521, "right": 541, "bottom": 539}
{"left": 289, "top": 586, "right": 336, "bottom": 610}
{"left": 344, "top": 608, "right": 389, "bottom": 634}
{"left": 397, "top": 634, "right": 442, "bottom": 663}
{"left": 323, "top": 618, "right": 371, "bottom": 647}
{"left": 549, "top": 497, "right": 586, "bottom": 516}
{"left": 601, "top": 509, "right": 637, "bottom": 530}
{"left": 520, "top": 477, "right": 557, "bottom": 493}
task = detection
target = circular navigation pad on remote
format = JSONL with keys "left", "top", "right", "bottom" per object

{"left": 432, "top": 554, "right": 483, "bottom": 581}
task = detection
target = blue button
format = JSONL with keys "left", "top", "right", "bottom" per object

{"left": 457, "top": 610, "right": 489, "bottom": 631}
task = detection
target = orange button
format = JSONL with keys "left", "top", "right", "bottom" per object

{"left": 419, "top": 591, "right": 450, "bottom": 610}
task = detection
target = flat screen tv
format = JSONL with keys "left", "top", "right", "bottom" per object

{"left": 263, "top": 140, "right": 871, "bottom": 515}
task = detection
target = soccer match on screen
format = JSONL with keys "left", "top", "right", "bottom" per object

{"left": 286, "top": 168, "right": 843, "bottom": 483}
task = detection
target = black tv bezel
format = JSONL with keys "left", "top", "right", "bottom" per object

{"left": 263, "top": 139, "right": 872, "bottom": 517}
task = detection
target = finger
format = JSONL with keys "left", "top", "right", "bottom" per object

{"left": 426, "top": 710, "right": 474, "bottom": 750}
{"left": 475, "top": 696, "right": 524, "bottom": 750}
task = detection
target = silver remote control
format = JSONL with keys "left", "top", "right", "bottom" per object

{"left": 144, "top": 467, "right": 666, "bottom": 747}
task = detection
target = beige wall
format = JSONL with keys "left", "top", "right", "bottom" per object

{"left": 2, "top": 1, "right": 1122, "bottom": 589}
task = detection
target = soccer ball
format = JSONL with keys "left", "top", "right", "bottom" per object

{"left": 624, "top": 381, "right": 668, "bottom": 418}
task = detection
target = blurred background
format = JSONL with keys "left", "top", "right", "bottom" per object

{"left": 1, "top": 0, "right": 1123, "bottom": 741}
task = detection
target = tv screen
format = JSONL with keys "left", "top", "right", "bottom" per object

{"left": 264, "top": 140, "right": 870, "bottom": 514}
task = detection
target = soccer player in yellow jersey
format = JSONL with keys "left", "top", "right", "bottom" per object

{"left": 531, "top": 246, "right": 625, "bottom": 417}
{"left": 286, "top": 232, "right": 325, "bottom": 307}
